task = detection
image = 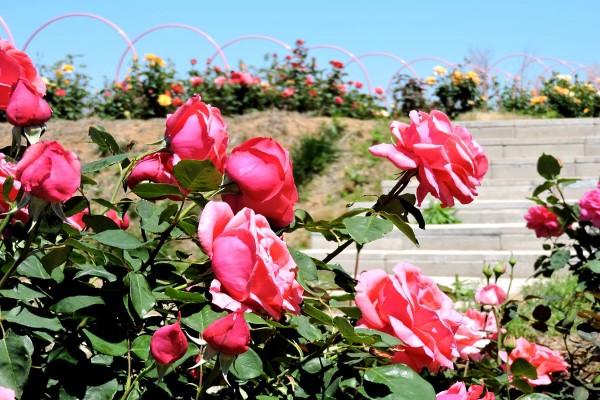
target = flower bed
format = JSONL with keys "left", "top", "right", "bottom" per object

{"left": 0, "top": 40, "right": 598, "bottom": 400}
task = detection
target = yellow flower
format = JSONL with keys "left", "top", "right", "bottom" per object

{"left": 157, "top": 94, "right": 172, "bottom": 107}
{"left": 466, "top": 71, "right": 481, "bottom": 85}
{"left": 64, "top": 79, "right": 71, "bottom": 85}
{"left": 451, "top": 70, "right": 463, "bottom": 85}
{"left": 433, "top": 65, "right": 447, "bottom": 76}
{"left": 530, "top": 95, "right": 548, "bottom": 105}
{"left": 61, "top": 63, "right": 74, "bottom": 74}
{"left": 424, "top": 76, "right": 437, "bottom": 85}
{"left": 583, "top": 107, "right": 590, "bottom": 114}
{"left": 553, "top": 85, "right": 570, "bottom": 96}
{"left": 144, "top": 53, "right": 166, "bottom": 67}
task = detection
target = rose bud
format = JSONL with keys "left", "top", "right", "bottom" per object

{"left": 223, "top": 137, "right": 298, "bottom": 227}
{"left": 164, "top": 95, "right": 228, "bottom": 172}
{"left": 105, "top": 209, "right": 130, "bottom": 230}
{"left": 202, "top": 312, "right": 250, "bottom": 355}
{"left": 475, "top": 284, "right": 507, "bottom": 306}
{"left": 150, "top": 314, "right": 189, "bottom": 365}
{"left": 126, "top": 151, "right": 185, "bottom": 200}
{"left": 6, "top": 79, "right": 52, "bottom": 127}
{"left": 16, "top": 141, "right": 81, "bottom": 203}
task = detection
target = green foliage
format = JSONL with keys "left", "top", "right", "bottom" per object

{"left": 40, "top": 55, "right": 91, "bottom": 120}
{"left": 423, "top": 201, "right": 461, "bottom": 224}
{"left": 292, "top": 120, "right": 343, "bottom": 187}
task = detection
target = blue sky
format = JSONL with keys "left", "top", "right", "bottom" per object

{"left": 1, "top": 1, "right": 598, "bottom": 89}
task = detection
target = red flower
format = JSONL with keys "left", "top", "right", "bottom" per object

{"left": 295, "top": 39, "right": 305, "bottom": 46}
{"left": 0, "top": 40, "right": 46, "bottom": 109}
{"left": 150, "top": 314, "right": 188, "bottom": 365}
{"left": 524, "top": 205, "right": 563, "bottom": 238}
{"left": 7, "top": 80, "right": 52, "bottom": 127}
{"left": 202, "top": 312, "right": 250, "bottom": 355}
{"left": 334, "top": 96, "right": 344, "bottom": 105}
{"left": 329, "top": 60, "right": 344, "bottom": 69}
{"left": 54, "top": 88, "right": 66, "bottom": 97}
{"left": 190, "top": 58, "right": 198, "bottom": 66}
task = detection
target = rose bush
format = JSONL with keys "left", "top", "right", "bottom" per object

{"left": 0, "top": 41, "right": 591, "bottom": 400}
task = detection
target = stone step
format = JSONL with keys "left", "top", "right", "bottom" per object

{"left": 460, "top": 118, "right": 600, "bottom": 139}
{"left": 352, "top": 199, "right": 554, "bottom": 223}
{"left": 303, "top": 249, "right": 541, "bottom": 278}
{"left": 381, "top": 178, "right": 598, "bottom": 200}
{"left": 478, "top": 137, "right": 600, "bottom": 160}
{"left": 311, "top": 222, "right": 543, "bottom": 251}
{"left": 486, "top": 157, "right": 599, "bottom": 179}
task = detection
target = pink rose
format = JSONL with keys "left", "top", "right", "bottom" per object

{"left": 507, "top": 338, "right": 568, "bottom": 386}
{"left": 369, "top": 110, "right": 488, "bottom": 207}
{"left": 67, "top": 208, "right": 89, "bottom": 231}
{"left": 354, "top": 81, "right": 364, "bottom": 89}
{"left": 305, "top": 76, "right": 314, "bottom": 86}
{"left": 6, "top": 79, "right": 52, "bottom": 127}
{"left": 464, "top": 309, "right": 498, "bottom": 339}
{"left": 436, "top": 382, "right": 495, "bottom": 400}
{"left": 579, "top": 184, "right": 600, "bottom": 227}
{"left": 164, "top": 96, "right": 228, "bottom": 171}
{"left": 0, "top": 155, "right": 27, "bottom": 224}
{"left": 454, "top": 321, "right": 489, "bottom": 360}
{"left": 54, "top": 88, "right": 66, "bottom": 97}
{"left": 229, "top": 71, "right": 255, "bottom": 86}
{"left": 475, "top": 284, "right": 507, "bottom": 305}
{"left": 334, "top": 96, "right": 344, "bottom": 104}
{"left": 281, "top": 87, "right": 295, "bottom": 98}
{"left": 150, "top": 314, "right": 188, "bottom": 366}
{"left": 214, "top": 76, "right": 227, "bottom": 88}
{"left": 202, "top": 311, "right": 250, "bottom": 355}
{"left": 126, "top": 151, "right": 185, "bottom": 200}
{"left": 0, "top": 386, "right": 15, "bottom": 400}
{"left": 198, "top": 201, "right": 303, "bottom": 319}
{"left": 355, "top": 263, "right": 460, "bottom": 372}
{"left": 374, "top": 87, "right": 385, "bottom": 96}
{"left": 190, "top": 76, "right": 204, "bottom": 87}
{"left": 105, "top": 209, "right": 130, "bottom": 230}
{"left": 336, "top": 83, "right": 347, "bottom": 94}
{"left": 0, "top": 40, "right": 46, "bottom": 109}
{"left": 524, "top": 205, "right": 563, "bottom": 238}
{"left": 16, "top": 141, "right": 81, "bottom": 203}
{"left": 223, "top": 137, "right": 298, "bottom": 227}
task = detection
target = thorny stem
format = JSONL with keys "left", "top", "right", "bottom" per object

{"left": 119, "top": 363, "right": 154, "bottom": 400}
{"left": 321, "top": 170, "right": 416, "bottom": 265}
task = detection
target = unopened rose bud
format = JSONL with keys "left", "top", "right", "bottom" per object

{"left": 493, "top": 262, "right": 506, "bottom": 277}
{"left": 508, "top": 256, "right": 517, "bottom": 268}
{"left": 503, "top": 335, "right": 517, "bottom": 352}
{"left": 482, "top": 263, "right": 493, "bottom": 279}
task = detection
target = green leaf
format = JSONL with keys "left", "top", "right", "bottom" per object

{"left": 82, "top": 379, "right": 119, "bottom": 400}
{"left": 89, "top": 126, "right": 121, "bottom": 155}
{"left": 303, "top": 304, "right": 333, "bottom": 325}
{"left": 289, "top": 248, "right": 318, "bottom": 285}
{"left": 574, "top": 387, "right": 589, "bottom": 400}
{"left": 0, "top": 333, "right": 33, "bottom": 398}
{"left": 584, "top": 260, "right": 600, "bottom": 273}
{"left": 82, "top": 153, "right": 129, "bottom": 174}
{"left": 181, "top": 306, "right": 226, "bottom": 332}
{"left": 173, "top": 159, "right": 222, "bottom": 192}
{"left": 51, "top": 296, "right": 105, "bottom": 314}
{"left": 343, "top": 216, "right": 393, "bottom": 245}
{"left": 92, "top": 230, "right": 143, "bottom": 250}
{"left": 379, "top": 211, "right": 419, "bottom": 246}
{"left": 550, "top": 249, "right": 570, "bottom": 270}
{"left": 517, "top": 395, "right": 555, "bottom": 400}
{"left": 290, "top": 315, "right": 323, "bottom": 341}
{"left": 4, "top": 307, "right": 63, "bottom": 331}
{"left": 333, "top": 316, "right": 374, "bottom": 344}
{"left": 132, "top": 183, "right": 182, "bottom": 199}
{"left": 16, "top": 256, "right": 50, "bottom": 280}
{"left": 0, "top": 284, "right": 46, "bottom": 300}
{"left": 131, "top": 335, "right": 151, "bottom": 360}
{"left": 83, "top": 330, "right": 128, "bottom": 356}
{"left": 73, "top": 265, "right": 117, "bottom": 282}
{"left": 302, "top": 357, "right": 333, "bottom": 374}
{"left": 41, "top": 246, "right": 72, "bottom": 271}
{"left": 511, "top": 358, "right": 538, "bottom": 379}
{"left": 164, "top": 287, "right": 206, "bottom": 303}
{"left": 231, "top": 348, "right": 263, "bottom": 380}
{"left": 127, "top": 272, "right": 155, "bottom": 318}
{"left": 355, "top": 328, "right": 402, "bottom": 347}
{"left": 363, "top": 364, "right": 436, "bottom": 400}
{"left": 537, "top": 153, "right": 562, "bottom": 180}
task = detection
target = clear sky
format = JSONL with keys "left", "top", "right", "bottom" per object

{"left": 1, "top": 1, "right": 598, "bottom": 89}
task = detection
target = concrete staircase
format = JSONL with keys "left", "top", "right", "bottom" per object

{"left": 306, "top": 118, "right": 600, "bottom": 287}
